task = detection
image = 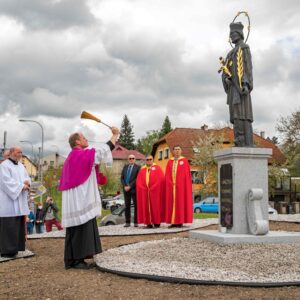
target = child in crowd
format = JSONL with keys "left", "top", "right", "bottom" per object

{"left": 26, "top": 210, "right": 35, "bottom": 234}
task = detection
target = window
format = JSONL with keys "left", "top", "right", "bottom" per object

{"left": 158, "top": 150, "right": 163, "bottom": 161}
{"left": 164, "top": 148, "right": 169, "bottom": 159}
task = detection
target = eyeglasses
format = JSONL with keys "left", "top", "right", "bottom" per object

{"left": 128, "top": 157, "right": 135, "bottom": 160}
{"left": 146, "top": 159, "right": 153, "bottom": 161}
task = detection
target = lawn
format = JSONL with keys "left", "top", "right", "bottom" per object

{"left": 193, "top": 213, "right": 218, "bottom": 219}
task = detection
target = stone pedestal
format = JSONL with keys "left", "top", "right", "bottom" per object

{"left": 214, "top": 147, "right": 272, "bottom": 234}
{"left": 190, "top": 147, "right": 300, "bottom": 244}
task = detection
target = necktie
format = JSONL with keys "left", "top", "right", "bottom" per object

{"left": 126, "top": 165, "right": 132, "bottom": 185}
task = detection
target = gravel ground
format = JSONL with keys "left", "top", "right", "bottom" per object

{"left": 1, "top": 222, "right": 300, "bottom": 299}
{"left": 95, "top": 237, "right": 300, "bottom": 284}
{"left": 28, "top": 218, "right": 218, "bottom": 239}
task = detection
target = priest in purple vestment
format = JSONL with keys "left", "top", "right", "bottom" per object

{"left": 59, "top": 127, "right": 119, "bottom": 269}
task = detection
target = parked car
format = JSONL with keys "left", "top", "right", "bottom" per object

{"left": 102, "top": 194, "right": 124, "bottom": 210}
{"left": 106, "top": 198, "right": 125, "bottom": 211}
{"left": 268, "top": 205, "right": 278, "bottom": 215}
{"left": 193, "top": 196, "right": 219, "bottom": 213}
{"left": 100, "top": 205, "right": 134, "bottom": 226}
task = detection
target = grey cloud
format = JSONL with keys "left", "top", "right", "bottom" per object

{"left": 19, "top": 88, "right": 82, "bottom": 118}
{"left": 254, "top": 45, "right": 287, "bottom": 87}
{"left": 103, "top": 26, "right": 220, "bottom": 106}
{"left": 0, "top": 0, "right": 95, "bottom": 30}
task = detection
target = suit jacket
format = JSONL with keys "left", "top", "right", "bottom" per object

{"left": 121, "top": 163, "right": 141, "bottom": 194}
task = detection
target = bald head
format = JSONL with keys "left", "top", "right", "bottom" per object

{"left": 10, "top": 146, "right": 23, "bottom": 161}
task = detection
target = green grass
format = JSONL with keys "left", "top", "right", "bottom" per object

{"left": 193, "top": 213, "right": 218, "bottom": 219}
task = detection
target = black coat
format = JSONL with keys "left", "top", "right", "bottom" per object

{"left": 121, "top": 164, "right": 140, "bottom": 194}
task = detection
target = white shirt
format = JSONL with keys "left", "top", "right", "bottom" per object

{"left": 0, "top": 159, "right": 30, "bottom": 217}
{"left": 62, "top": 144, "right": 112, "bottom": 228}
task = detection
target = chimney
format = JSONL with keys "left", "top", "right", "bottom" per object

{"left": 260, "top": 131, "right": 265, "bottom": 139}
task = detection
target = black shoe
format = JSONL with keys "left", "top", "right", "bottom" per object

{"left": 145, "top": 224, "right": 153, "bottom": 229}
{"left": 88, "top": 262, "right": 97, "bottom": 269}
{"left": 176, "top": 224, "right": 183, "bottom": 228}
{"left": 72, "top": 262, "right": 90, "bottom": 270}
{"left": 134, "top": 223, "right": 138, "bottom": 227}
{"left": 154, "top": 224, "right": 160, "bottom": 228}
{"left": 168, "top": 224, "right": 176, "bottom": 228}
{"left": 1, "top": 253, "right": 17, "bottom": 258}
{"left": 124, "top": 223, "right": 130, "bottom": 228}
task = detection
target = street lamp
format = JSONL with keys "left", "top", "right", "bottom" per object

{"left": 19, "top": 119, "right": 44, "bottom": 184}
{"left": 20, "top": 140, "right": 34, "bottom": 178}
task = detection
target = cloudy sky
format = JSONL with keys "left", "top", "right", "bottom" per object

{"left": 0, "top": 0, "right": 299, "bottom": 157}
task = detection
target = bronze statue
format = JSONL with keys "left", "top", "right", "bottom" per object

{"left": 219, "top": 15, "right": 254, "bottom": 147}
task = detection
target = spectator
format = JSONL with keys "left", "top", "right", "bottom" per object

{"left": 43, "top": 196, "right": 63, "bottom": 232}
{"left": 35, "top": 203, "right": 44, "bottom": 234}
{"left": 26, "top": 210, "right": 35, "bottom": 235}
{"left": 121, "top": 155, "right": 141, "bottom": 227}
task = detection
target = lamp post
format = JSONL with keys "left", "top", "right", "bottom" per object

{"left": 20, "top": 140, "right": 34, "bottom": 178}
{"left": 19, "top": 119, "right": 44, "bottom": 184}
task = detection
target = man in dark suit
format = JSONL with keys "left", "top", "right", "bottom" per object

{"left": 121, "top": 154, "right": 140, "bottom": 227}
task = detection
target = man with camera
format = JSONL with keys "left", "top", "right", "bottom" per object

{"left": 43, "top": 196, "right": 63, "bottom": 232}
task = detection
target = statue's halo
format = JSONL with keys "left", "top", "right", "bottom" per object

{"left": 229, "top": 11, "right": 251, "bottom": 48}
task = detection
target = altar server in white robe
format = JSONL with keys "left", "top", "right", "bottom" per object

{"left": 0, "top": 146, "right": 30, "bottom": 258}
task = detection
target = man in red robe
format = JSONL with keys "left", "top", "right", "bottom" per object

{"left": 165, "top": 145, "right": 193, "bottom": 227}
{"left": 136, "top": 155, "right": 165, "bottom": 228}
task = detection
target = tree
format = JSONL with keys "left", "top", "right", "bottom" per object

{"left": 100, "top": 166, "right": 121, "bottom": 196}
{"left": 268, "top": 163, "right": 287, "bottom": 197}
{"left": 267, "top": 136, "right": 279, "bottom": 145}
{"left": 119, "top": 114, "right": 135, "bottom": 150}
{"left": 136, "top": 130, "right": 160, "bottom": 155}
{"left": 191, "top": 131, "right": 224, "bottom": 197}
{"left": 159, "top": 116, "right": 172, "bottom": 138}
{"left": 276, "top": 109, "right": 300, "bottom": 176}
{"left": 43, "top": 166, "right": 63, "bottom": 196}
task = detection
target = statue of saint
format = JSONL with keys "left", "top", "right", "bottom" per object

{"left": 220, "top": 22, "right": 254, "bottom": 147}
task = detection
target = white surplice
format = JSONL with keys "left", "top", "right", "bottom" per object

{"left": 62, "top": 144, "right": 112, "bottom": 228}
{"left": 0, "top": 159, "right": 30, "bottom": 217}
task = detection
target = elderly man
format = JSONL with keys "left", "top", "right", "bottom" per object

{"left": 0, "top": 146, "right": 30, "bottom": 258}
{"left": 59, "top": 127, "right": 119, "bottom": 270}
{"left": 121, "top": 154, "right": 141, "bottom": 227}
{"left": 165, "top": 145, "right": 193, "bottom": 228}
{"left": 136, "top": 155, "right": 165, "bottom": 228}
